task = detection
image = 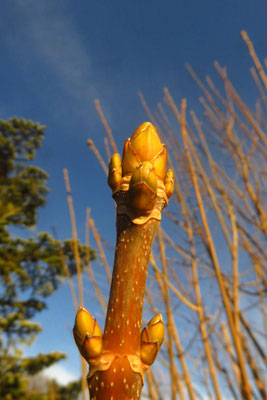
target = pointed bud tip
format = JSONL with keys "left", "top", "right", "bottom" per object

{"left": 121, "top": 122, "right": 167, "bottom": 179}
{"left": 141, "top": 313, "right": 165, "bottom": 347}
{"left": 148, "top": 314, "right": 163, "bottom": 326}
{"left": 74, "top": 306, "right": 95, "bottom": 337}
{"left": 130, "top": 122, "right": 163, "bottom": 162}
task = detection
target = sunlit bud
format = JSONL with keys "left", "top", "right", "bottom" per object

{"left": 129, "top": 161, "right": 157, "bottom": 212}
{"left": 121, "top": 138, "right": 140, "bottom": 175}
{"left": 122, "top": 122, "right": 167, "bottom": 179}
{"left": 79, "top": 332, "right": 102, "bottom": 360}
{"left": 74, "top": 306, "right": 95, "bottom": 337}
{"left": 142, "top": 314, "right": 164, "bottom": 345}
{"left": 73, "top": 306, "right": 102, "bottom": 361}
{"left": 130, "top": 122, "right": 163, "bottom": 161}
{"left": 152, "top": 144, "right": 167, "bottom": 180}
{"left": 108, "top": 153, "right": 122, "bottom": 190}
{"left": 140, "top": 341, "right": 159, "bottom": 366}
{"left": 164, "top": 169, "right": 174, "bottom": 198}
{"left": 140, "top": 314, "right": 165, "bottom": 365}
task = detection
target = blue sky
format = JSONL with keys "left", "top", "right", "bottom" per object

{"left": 1, "top": 0, "right": 267, "bottom": 389}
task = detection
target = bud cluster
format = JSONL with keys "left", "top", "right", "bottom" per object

{"left": 108, "top": 122, "right": 174, "bottom": 223}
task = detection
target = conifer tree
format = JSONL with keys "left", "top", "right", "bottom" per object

{"left": 0, "top": 117, "right": 93, "bottom": 399}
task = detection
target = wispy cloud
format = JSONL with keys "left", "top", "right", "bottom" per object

{"left": 43, "top": 363, "right": 79, "bottom": 385}
{"left": 7, "top": 1, "right": 96, "bottom": 105}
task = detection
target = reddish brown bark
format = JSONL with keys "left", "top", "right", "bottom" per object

{"left": 87, "top": 213, "right": 160, "bottom": 400}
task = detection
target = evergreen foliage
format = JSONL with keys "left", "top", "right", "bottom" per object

{"left": 0, "top": 117, "right": 94, "bottom": 399}
{"left": 26, "top": 376, "right": 82, "bottom": 400}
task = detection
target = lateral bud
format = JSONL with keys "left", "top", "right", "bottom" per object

{"left": 164, "top": 169, "right": 174, "bottom": 198}
{"left": 108, "top": 153, "right": 122, "bottom": 190}
{"left": 140, "top": 314, "right": 164, "bottom": 366}
{"left": 73, "top": 306, "right": 102, "bottom": 362}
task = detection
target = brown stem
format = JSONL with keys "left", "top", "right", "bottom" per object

{"left": 78, "top": 121, "right": 172, "bottom": 400}
{"left": 103, "top": 214, "right": 159, "bottom": 353}
{"left": 87, "top": 213, "right": 160, "bottom": 400}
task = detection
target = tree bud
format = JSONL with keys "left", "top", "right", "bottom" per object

{"left": 164, "top": 169, "right": 174, "bottom": 198}
{"left": 122, "top": 122, "right": 167, "bottom": 179}
{"left": 129, "top": 161, "right": 157, "bottom": 212}
{"left": 108, "top": 153, "right": 122, "bottom": 190}
{"left": 140, "top": 314, "right": 164, "bottom": 365}
{"left": 73, "top": 306, "right": 102, "bottom": 361}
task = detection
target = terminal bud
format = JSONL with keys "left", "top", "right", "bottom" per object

{"left": 122, "top": 122, "right": 167, "bottom": 179}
